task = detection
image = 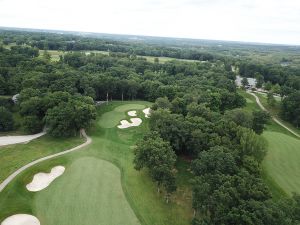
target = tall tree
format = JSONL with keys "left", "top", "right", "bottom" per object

{"left": 133, "top": 131, "right": 177, "bottom": 201}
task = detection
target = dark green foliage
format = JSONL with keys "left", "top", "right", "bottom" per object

{"left": 152, "top": 97, "right": 172, "bottom": 110}
{"left": 267, "top": 92, "right": 276, "bottom": 106}
{"left": 252, "top": 111, "right": 270, "bottom": 134}
{"left": 0, "top": 106, "right": 14, "bottom": 131}
{"left": 225, "top": 108, "right": 253, "bottom": 129}
{"left": 192, "top": 146, "right": 238, "bottom": 176}
{"left": 22, "top": 115, "right": 44, "bottom": 133}
{"left": 242, "top": 77, "right": 249, "bottom": 87}
{"left": 0, "top": 75, "right": 6, "bottom": 95}
{"left": 45, "top": 96, "right": 96, "bottom": 137}
{"left": 281, "top": 91, "right": 300, "bottom": 127}
{"left": 133, "top": 132, "right": 177, "bottom": 198}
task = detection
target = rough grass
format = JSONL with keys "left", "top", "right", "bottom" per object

{"left": 0, "top": 101, "right": 193, "bottom": 225}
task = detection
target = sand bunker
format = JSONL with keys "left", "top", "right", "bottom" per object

{"left": 127, "top": 111, "right": 137, "bottom": 116}
{"left": 1, "top": 214, "right": 40, "bottom": 225}
{"left": 117, "top": 118, "right": 142, "bottom": 129}
{"left": 26, "top": 166, "right": 65, "bottom": 192}
{"left": 143, "top": 108, "right": 151, "bottom": 118}
{"left": 0, "top": 132, "right": 46, "bottom": 147}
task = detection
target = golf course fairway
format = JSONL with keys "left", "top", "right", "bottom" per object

{"left": 0, "top": 101, "right": 192, "bottom": 225}
{"left": 263, "top": 131, "right": 300, "bottom": 196}
{"left": 34, "top": 157, "right": 139, "bottom": 225}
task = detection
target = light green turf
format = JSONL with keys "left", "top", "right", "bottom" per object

{"left": 262, "top": 131, "right": 300, "bottom": 196}
{"left": 98, "top": 111, "right": 126, "bottom": 128}
{"left": 114, "top": 104, "right": 145, "bottom": 112}
{"left": 34, "top": 157, "right": 139, "bottom": 225}
{"left": 98, "top": 103, "right": 145, "bottom": 128}
{"left": 245, "top": 98, "right": 254, "bottom": 103}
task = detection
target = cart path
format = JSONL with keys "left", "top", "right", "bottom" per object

{"left": 0, "top": 129, "right": 91, "bottom": 192}
{"left": 249, "top": 92, "right": 300, "bottom": 138}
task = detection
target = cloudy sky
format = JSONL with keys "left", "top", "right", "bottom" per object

{"left": 0, "top": 0, "right": 299, "bottom": 45}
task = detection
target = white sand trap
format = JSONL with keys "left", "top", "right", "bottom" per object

{"left": 0, "top": 132, "right": 46, "bottom": 147}
{"left": 1, "top": 214, "right": 40, "bottom": 225}
{"left": 26, "top": 166, "right": 65, "bottom": 192}
{"left": 143, "top": 108, "right": 151, "bottom": 118}
{"left": 127, "top": 110, "right": 137, "bottom": 116}
{"left": 118, "top": 118, "right": 142, "bottom": 129}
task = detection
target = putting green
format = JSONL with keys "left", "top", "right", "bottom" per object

{"left": 98, "top": 104, "right": 145, "bottom": 128}
{"left": 263, "top": 131, "right": 300, "bottom": 196}
{"left": 114, "top": 104, "right": 145, "bottom": 112}
{"left": 34, "top": 157, "right": 140, "bottom": 225}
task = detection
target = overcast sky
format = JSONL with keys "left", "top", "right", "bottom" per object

{"left": 0, "top": 0, "right": 300, "bottom": 45}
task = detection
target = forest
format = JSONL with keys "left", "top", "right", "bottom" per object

{"left": 0, "top": 28, "right": 300, "bottom": 225}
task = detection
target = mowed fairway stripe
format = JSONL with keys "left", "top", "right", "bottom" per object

{"left": 263, "top": 131, "right": 300, "bottom": 195}
{"left": 34, "top": 157, "right": 140, "bottom": 225}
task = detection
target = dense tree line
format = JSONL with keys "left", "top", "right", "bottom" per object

{"left": 134, "top": 96, "right": 299, "bottom": 224}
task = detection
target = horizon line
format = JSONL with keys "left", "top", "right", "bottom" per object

{"left": 0, "top": 25, "right": 300, "bottom": 47}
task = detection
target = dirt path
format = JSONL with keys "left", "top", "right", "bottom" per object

{"left": 0, "top": 129, "right": 91, "bottom": 192}
{"left": 0, "top": 132, "right": 46, "bottom": 147}
{"left": 249, "top": 92, "right": 300, "bottom": 138}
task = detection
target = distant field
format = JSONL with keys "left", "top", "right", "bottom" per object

{"left": 43, "top": 50, "right": 201, "bottom": 64}
{"left": 39, "top": 50, "right": 63, "bottom": 62}
{"left": 142, "top": 55, "right": 200, "bottom": 63}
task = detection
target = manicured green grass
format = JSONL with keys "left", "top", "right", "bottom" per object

{"left": 99, "top": 103, "right": 146, "bottom": 128}
{"left": 35, "top": 157, "right": 139, "bottom": 225}
{"left": 262, "top": 132, "right": 300, "bottom": 196}
{"left": 0, "top": 101, "right": 193, "bottom": 225}
{"left": 239, "top": 89, "right": 300, "bottom": 198}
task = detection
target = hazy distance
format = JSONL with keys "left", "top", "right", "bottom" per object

{"left": 0, "top": 0, "right": 299, "bottom": 45}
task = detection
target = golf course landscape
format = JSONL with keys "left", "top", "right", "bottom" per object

{"left": 0, "top": 101, "right": 192, "bottom": 225}
{"left": 1, "top": 26, "right": 300, "bottom": 224}
{"left": 240, "top": 91, "right": 300, "bottom": 198}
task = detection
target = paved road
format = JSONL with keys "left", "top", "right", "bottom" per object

{"left": 249, "top": 92, "right": 300, "bottom": 138}
{"left": 0, "top": 129, "right": 91, "bottom": 192}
